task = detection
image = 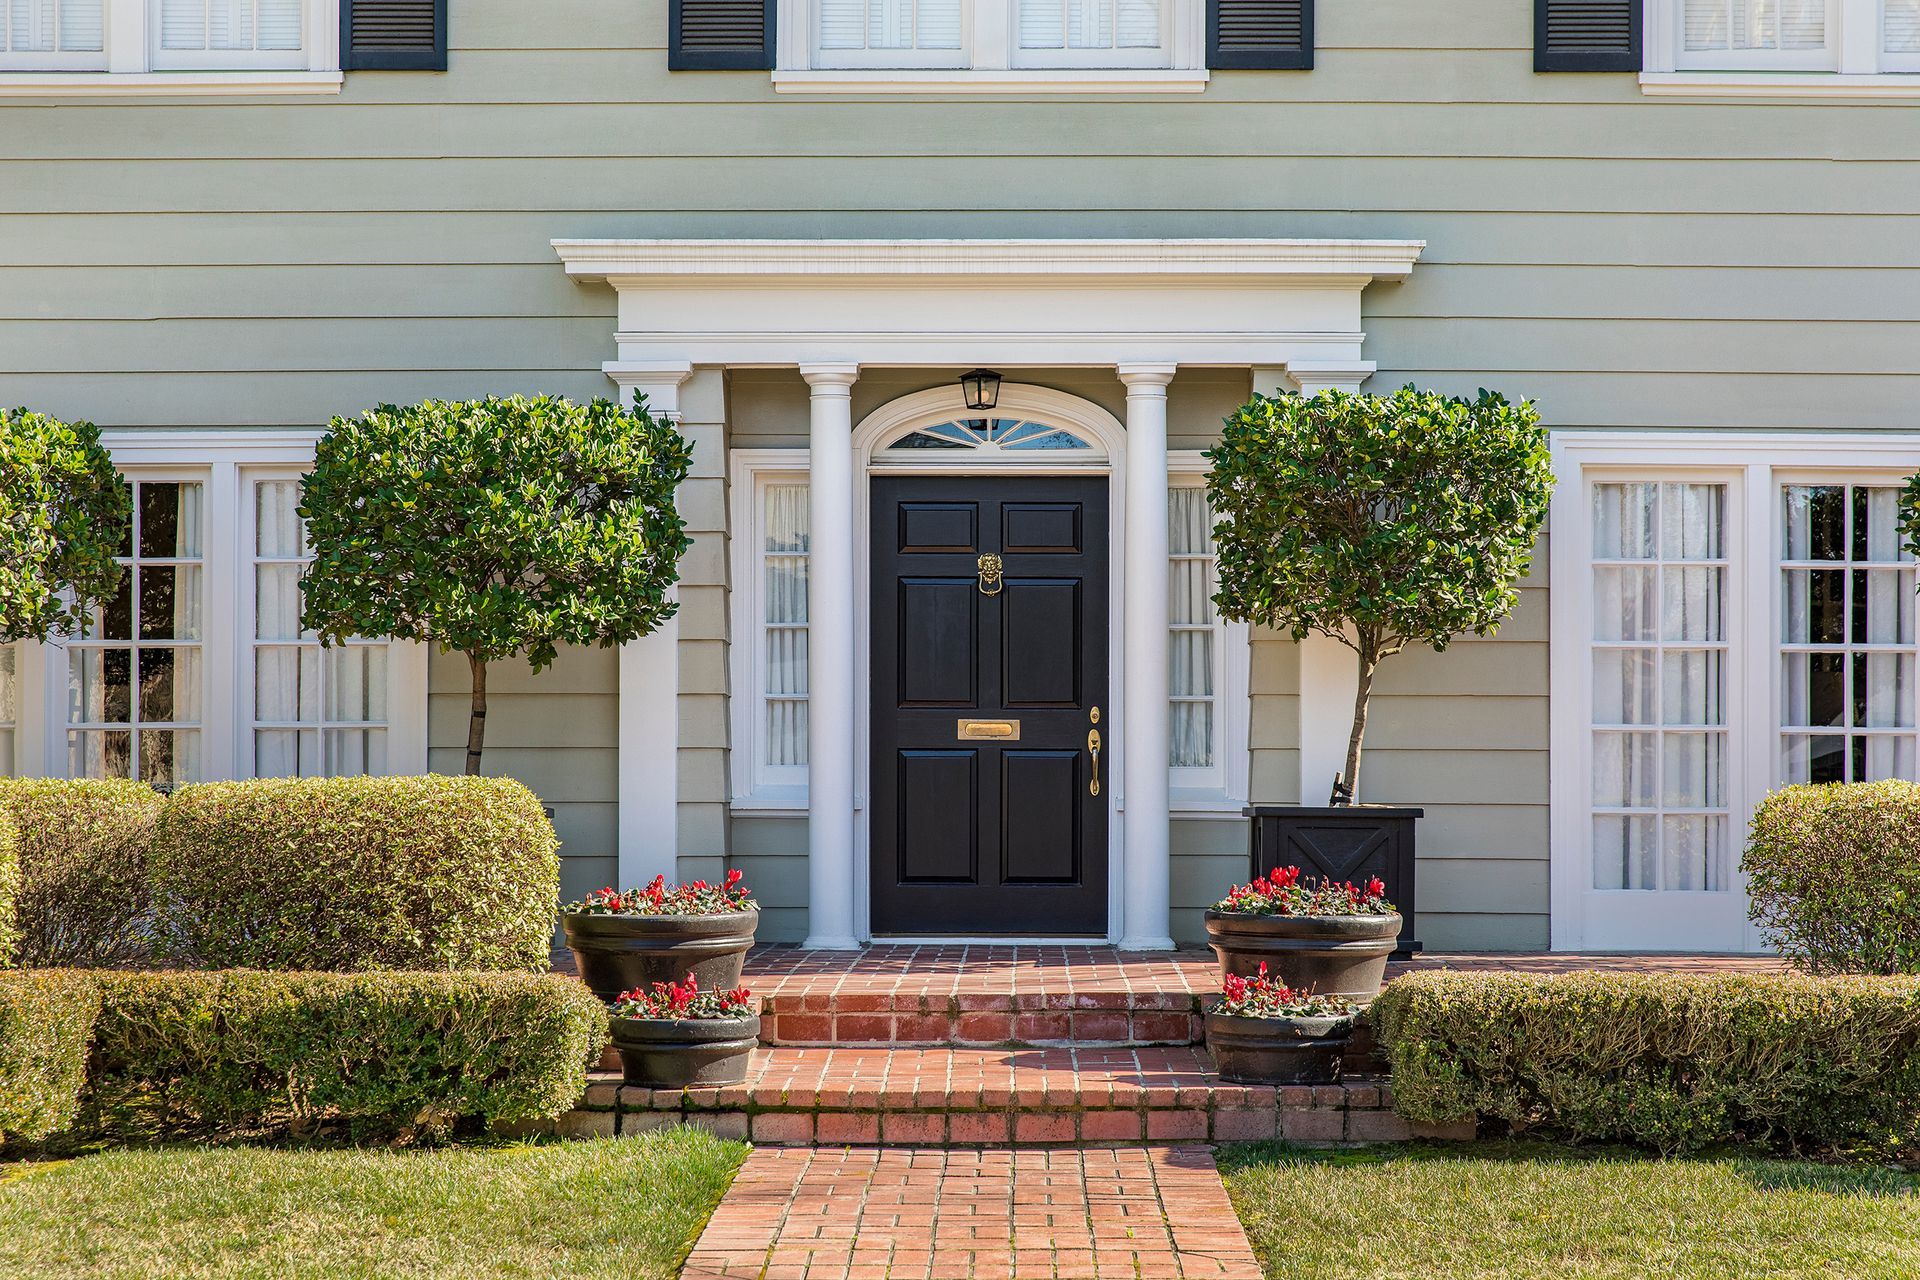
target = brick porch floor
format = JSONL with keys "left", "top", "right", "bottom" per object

{"left": 680, "top": 1146, "right": 1264, "bottom": 1280}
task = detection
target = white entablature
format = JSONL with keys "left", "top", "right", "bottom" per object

{"left": 551, "top": 237, "right": 1425, "bottom": 381}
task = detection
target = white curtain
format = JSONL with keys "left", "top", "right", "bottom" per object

{"left": 764, "top": 484, "right": 809, "bottom": 769}
{"left": 1168, "top": 487, "right": 1215, "bottom": 769}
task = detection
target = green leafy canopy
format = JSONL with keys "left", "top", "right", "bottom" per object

{"left": 0, "top": 408, "right": 131, "bottom": 643}
{"left": 297, "top": 395, "right": 694, "bottom": 670}
{"left": 1204, "top": 386, "right": 1554, "bottom": 658}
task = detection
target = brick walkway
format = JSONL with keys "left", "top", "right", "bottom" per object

{"left": 681, "top": 1146, "right": 1264, "bottom": 1280}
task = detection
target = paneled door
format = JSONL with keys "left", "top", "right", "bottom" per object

{"left": 869, "top": 475, "right": 1109, "bottom": 936}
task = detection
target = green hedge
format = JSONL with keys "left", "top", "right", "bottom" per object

{"left": 0, "top": 803, "right": 17, "bottom": 968}
{"left": 1372, "top": 971, "right": 1920, "bottom": 1155}
{"left": 0, "top": 970, "right": 100, "bottom": 1142}
{"left": 150, "top": 776, "right": 560, "bottom": 972}
{"left": 0, "top": 777, "right": 164, "bottom": 968}
{"left": 0, "top": 969, "right": 606, "bottom": 1145}
{"left": 1744, "top": 780, "right": 1920, "bottom": 974}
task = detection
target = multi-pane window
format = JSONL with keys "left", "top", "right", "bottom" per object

{"left": 1169, "top": 485, "right": 1218, "bottom": 771}
{"left": 0, "top": 644, "right": 15, "bottom": 775}
{"left": 804, "top": 0, "right": 1179, "bottom": 70}
{"left": 1683, "top": 0, "right": 1826, "bottom": 57}
{"left": 158, "top": 0, "right": 303, "bottom": 59}
{"left": 67, "top": 481, "right": 204, "bottom": 787}
{"left": 1780, "top": 484, "right": 1917, "bottom": 784}
{"left": 1018, "top": 0, "right": 1162, "bottom": 57}
{"left": 1590, "top": 482, "right": 1731, "bottom": 893}
{"left": 0, "top": 0, "right": 104, "bottom": 64}
{"left": 1663, "top": 0, "right": 1920, "bottom": 71}
{"left": 251, "top": 479, "right": 389, "bottom": 778}
{"left": 818, "top": 0, "right": 962, "bottom": 61}
{"left": 762, "top": 483, "right": 810, "bottom": 776}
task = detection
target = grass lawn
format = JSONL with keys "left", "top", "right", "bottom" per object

{"left": 0, "top": 1127, "right": 746, "bottom": 1280}
{"left": 1220, "top": 1140, "right": 1920, "bottom": 1280}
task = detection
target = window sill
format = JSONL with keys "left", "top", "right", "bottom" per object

{"left": 1640, "top": 71, "right": 1920, "bottom": 98}
{"left": 772, "top": 68, "right": 1209, "bottom": 95}
{"left": 0, "top": 70, "right": 343, "bottom": 97}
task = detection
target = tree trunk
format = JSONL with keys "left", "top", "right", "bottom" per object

{"left": 1340, "top": 644, "right": 1378, "bottom": 805}
{"left": 466, "top": 654, "right": 488, "bottom": 776}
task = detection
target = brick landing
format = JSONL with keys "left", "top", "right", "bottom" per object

{"left": 680, "top": 1146, "right": 1263, "bottom": 1280}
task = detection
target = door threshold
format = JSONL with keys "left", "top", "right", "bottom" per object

{"left": 866, "top": 935, "right": 1113, "bottom": 946}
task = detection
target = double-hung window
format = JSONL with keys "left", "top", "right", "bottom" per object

{"left": 0, "top": 0, "right": 336, "bottom": 82}
{"left": 1649, "top": 0, "right": 1920, "bottom": 77}
{"left": 0, "top": 0, "right": 106, "bottom": 68}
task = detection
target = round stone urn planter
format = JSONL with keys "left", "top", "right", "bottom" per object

{"left": 609, "top": 1013, "right": 760, "bottom": 1089}
{"left": 1203, "top": 910, "right": 1401, "bottom": 1002}
{"left": 561, "top": 909, "right": 759, "bottom": 1003}
{"left": 1205, "top": 1009, "right": 1356, "bottom": 1086}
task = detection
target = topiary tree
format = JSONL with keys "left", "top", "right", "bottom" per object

{"left": 1206, "top": 386, "right": 1552, "bottom": 803}
{"left": 298, "top": 395, "right": 693, "bottom": 774}
{"left": 0, "top": 408, "right": 131, "bottom": 644}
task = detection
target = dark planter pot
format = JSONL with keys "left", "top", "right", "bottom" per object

{"left": 1205, "top": 1010, "right": 1356, "bottom": 1086}
{"left": 609, "top": 1013, "right": 760, "bottom": 1089}
{"left": 561, "top": 909, "right": 759, "bottom": 1003}
{"left": 1204, "top": 909, "right": 1401, "bottom": 1001}
{"left": 1246, "top": 804, "right": 1423, "bottom": 957}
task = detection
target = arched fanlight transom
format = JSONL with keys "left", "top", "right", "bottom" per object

{"left": 882, "top": 417, "right": 1097, "bottom": 456}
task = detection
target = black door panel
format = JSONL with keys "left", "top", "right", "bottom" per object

{"left": 870, "top": 475, "right": 1109, "bottom": 936}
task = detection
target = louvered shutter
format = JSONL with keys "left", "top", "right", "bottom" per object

{"left": 341, "top": 0, "right": 445, "bottom": 70}
{"left": 671, "top": 0, "right": 775, "bottom": 70}
{"left": 1534, "top": 0, "right": 1640, "bottom": 71}
{"left": 1207, "top": 0, "right": 1311, "bottom": 70}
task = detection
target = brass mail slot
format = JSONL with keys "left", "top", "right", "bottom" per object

{"left": 956, "top": 719, "right": 1021, "bottom": 741}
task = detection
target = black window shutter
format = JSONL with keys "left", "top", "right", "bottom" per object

{"left": 1535, "top": 0, "right": 1641, "bottom": 71}
{"left": 341, "top": 0, "right": 446, "bottom": 71}
{"left": 671, "top": 0, "right": 775, "bottom": 70}
{"left": 1207, "top": 0, "right": 1312, "bottom": 70}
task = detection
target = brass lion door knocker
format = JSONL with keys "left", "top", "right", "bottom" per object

{"left": 976, "top": 552, "right": 1004, "bottom": 596}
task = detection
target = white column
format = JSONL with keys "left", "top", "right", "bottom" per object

{"left": 1253, "top": 364, "right": 1372, "bottom": 807}
{"left": 612, "top": 362, "right": 692, "bottom": 889}
{"left": 1118, "top": 363, "right": 1177, "bottom": 950}
{"left": 801, "top": 363, "right": 862, "bottom": 949}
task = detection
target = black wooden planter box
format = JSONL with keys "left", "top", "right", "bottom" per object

{"left": 1246, "top": 805, "right": 1422, "bottom": 957}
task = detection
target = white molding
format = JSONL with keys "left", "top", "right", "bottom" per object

{"left": 1641, "top": 71, "right": 1920, "bottom": 96}
{"left": 0, "top": 70, "right": 341, "bottom": 97}
{"left": 555, "top": 237, "right": 1424, "bottom": 283}
{"left": 1548, "top": 429, "right": 1920, "bottom": 954}
{"left": 772, "top": 69, "right": 1209, "bottom": 93}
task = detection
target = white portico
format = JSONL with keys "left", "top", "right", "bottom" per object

{"left": 553, "top": 238, "right": 1423, "bottom": 949}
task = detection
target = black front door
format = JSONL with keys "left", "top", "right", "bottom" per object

{"left": 870, "top": 475, "right": 1109, "bottom": 936}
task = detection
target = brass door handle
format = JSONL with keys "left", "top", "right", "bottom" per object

{"left": 1088, "top": 728, "right": 1102, "bottom": 796}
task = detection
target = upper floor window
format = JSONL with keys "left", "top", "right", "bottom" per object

{"left": 784, "top": 0, "right": 1202, "bottom": 82}
{"left": 1652, "top": 0, "right": 1920, "bottom": 74}
{"left": 0, "top": 0, "right": 332, "bottom": 76}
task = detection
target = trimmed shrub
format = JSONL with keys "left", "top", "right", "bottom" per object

{"left": 1372, "top": 971, "right": 1920, "bottom": 1155}
{"left": 0, "top": 777, "right": 164, "bottom": 968}
{"left": 150, "top": 775, "right": 559, "bottom": 972}
{"left": 82, "top": 970, "right": 607, "bottom": 1142}
{"left": 1744, "top": 780, "right": 1920, "bottom": 974}
{"left": 0, "top": 803, "right": 16, "bottom": 967}
{"left": 0, "top": 970, "right": 101, "bottom": 1142}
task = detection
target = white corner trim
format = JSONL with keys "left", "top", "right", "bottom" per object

{"left": 772, "top": 69, "right": 1209, "bottom": 94}
{"left": 552, "top": 238, "right": 1425, "bottom": 283}
{"left": 0, "top": 70, "right": 343, "bottom": 97}
{"left": 1640, "top": 71, "right": 1920, "bottom": 97}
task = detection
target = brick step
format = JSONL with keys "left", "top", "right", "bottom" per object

{"left": 546, "top": 1046, "right": 1465, "bottom": 1148}
{"left": 757, "top": 991, "right": 1206, "bottom": 1047}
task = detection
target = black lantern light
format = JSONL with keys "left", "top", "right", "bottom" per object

{"left": 958, "top": 368, "right": 1003, "bottom": 412}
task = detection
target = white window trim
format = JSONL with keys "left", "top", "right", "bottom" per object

{"left": 1642, "top": 0, "right": 1920, "bottom": 94}
{"left": 729, "top": 450, "right": 813, "bottom": 812}
{"left": 0, "top": 0, "right": 340, "bottom": 96}
{"left": 774, "top": 0, "right": 1206, "bottom": 93}
{"left": 1547, "top": 430, "right": 1920, "bottom": 954}
{"left": 726, "top": 444, "right": 1248, "bottom": 814}
{"left": 1168, "top": 451, "right": 1249, "bottom": 812}
{"left": 11, "top": 430, "right": 426, "bottom": 781}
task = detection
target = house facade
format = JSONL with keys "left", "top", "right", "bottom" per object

{"left": 3, "top": 0, "right": 1917, "bottom": 953}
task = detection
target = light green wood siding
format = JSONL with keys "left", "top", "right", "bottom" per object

{"left": 12, "top": 0, "right": 1912, "bottom": 951}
